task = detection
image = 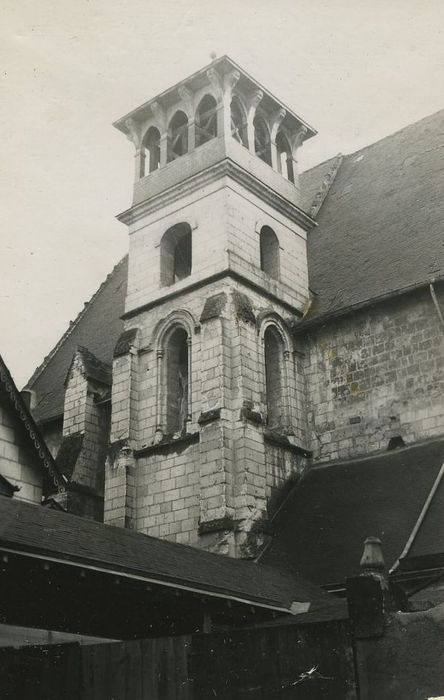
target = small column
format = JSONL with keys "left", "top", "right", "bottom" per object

{"left": 246, "top": 89, "right": 264, "bottom": 156}
{"left": 187, "top": 118, "right": 196, "bottom": 153}
{"left": 271, "top": 140, "right": 279, "bottom": 172}
{"left": 206, "top": 67, "right": 239, "bottom": 141}
{"left": 159, "top": 134, "right": 168, "bottom": 168}
{"left": 134, "top": 148, "right": 146, "bottom": 181}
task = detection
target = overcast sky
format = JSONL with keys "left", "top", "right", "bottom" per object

{"left": 1, "top": 0, "right": 443, "bottom": 387}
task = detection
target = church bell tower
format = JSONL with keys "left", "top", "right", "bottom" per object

{"left": 106, "top": 56, "right": 316, "bottom": 557}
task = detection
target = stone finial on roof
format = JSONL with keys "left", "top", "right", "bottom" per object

{"left": 360, "top": 536, "right": 386, "bottom": 578}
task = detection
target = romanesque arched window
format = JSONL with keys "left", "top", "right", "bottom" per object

{"left": 143, "top": 126, "right": 161, "bottom": 174}
{"left": 195, "top": 95, "right": 218, "bottom": 147}
{"left": 254, "top": 114, "right": 272, "bottom": 166}
{"left": 264, "top": 326, "right": 285, "bottom": 430}
{"left": 167, "top": 110, "right": 188, "bottom": 162}
{"left": 276, "top": 130, "right": 294, "bottom": 183}
{"left": 260, "top": 226, "right": 280, "bottom": 280}
{"left": 164, "top": 326, "right": 190, "bottom": 435}
{"left": 160, "top": 223, "right": 192, "bottom": 287}
{"left": 230, "top": 95, "right": 248, "bottom": 147}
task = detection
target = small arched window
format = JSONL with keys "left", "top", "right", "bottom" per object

{"left": 143, "top": 126, "right": 161, "bottom": 175}
{"left": 165, "top": 327, "right": 189, "bottom": 435}
{"left": 167, "top": 110, "right": 188, "bottom": 163}
{"left": 160, "top": 223, "right": 192, "bottom": 287}
{"left": 264, "top": 327, "right": 285, "bottom": 430}
{"left": 230, "top": 96, "right": 248, "bottom": 147}
{"left": 195, "top": 95, "right": 218, "bottom": 147}
{"left": 254, "top": 114, "right": 272, "bottom": 166}
{"left": 276, "top": 130, "right": 294, "bottom": 183}
{"left": 259, "top": 226, "right": 280, "bottom": 280}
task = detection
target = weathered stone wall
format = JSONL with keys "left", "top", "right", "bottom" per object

{"left": 111, "top": 169, "right": 311, "bottom": 550}
{"left": 106, "top": 277, "right": 309, "bottom": 549}
{"left": 0, "top": 401, "right": 43, "bottom": 503}
{"left": 136, "top": 440, "right": 200, "bottom": 544}
{"left": 305, "top": 288, "right": 444, "bottom": 462}
{"left": 125, "top": 179, "right": 308, "bottom": 316}
{"left": 355, "top": 603, "right": 444, "bottom": 700}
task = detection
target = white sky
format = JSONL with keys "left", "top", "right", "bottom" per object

{"left": 1, "top": 0, "right": 443, "bottom": 387}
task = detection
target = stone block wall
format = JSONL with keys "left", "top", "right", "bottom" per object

{"left": 112, "top": 277, "right": 309, "bottom": 552}
{"left": 125, "top": 178, "right": 309, "bottom": 316}
{"left": 135, "top": 441, "right": 200, "bottom": 543}
{"left": 305, "top": 288, "right": 444, "bottom": 462}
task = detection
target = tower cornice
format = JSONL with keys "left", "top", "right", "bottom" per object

{"left": 117, "top": 158, "right": 316, "bottom": 230}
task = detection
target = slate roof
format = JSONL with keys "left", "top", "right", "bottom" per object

{"left": 0, "top": 496, "right": 339, "bottom": 615}
{"left": 398, "top": 453, "right": 444, "bottom": 570}
{"left": 25, "top": 257, "right": 127, "bottom": 423}
{"left": 260, "top": 439, "right": 444, "bottom": 588}
{"left": 301, "top": 108, "right": 444, "bottom": 319}
{"left": 26, "top": 110, "right": 444, "bottom": 423}
{"left": 0, "top": 353, "right": 65, "bottom": 490}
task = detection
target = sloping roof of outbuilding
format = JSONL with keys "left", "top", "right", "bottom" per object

{"left": 260, "top": 439, "right": 444, "bottom": 588}
{"left": 0, "top": 496, "right": 341, "bottom": 617}
{"left": 0, "top": 353, "right": 65, "bottom": 490}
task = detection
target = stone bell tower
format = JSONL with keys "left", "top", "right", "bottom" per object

{"left": 105, "top": 56, "right": 316, "bottom": 557}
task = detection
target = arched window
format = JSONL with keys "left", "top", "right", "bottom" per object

{"left": 259, "top": 226, "right": 280, "bottom": 280}
{"left": 276, "top": 130, "right": 294, "bottom": 183}
{"left": 195, "top": 95, "right": 217, "bottom": 147}
{"left": 160, "top": 223, "right": 192, "bottom": 286}
{"left": 230, "top": 96, "right": 248, "bottom": 147}
{"left": 165, "top": 327, "right": 189, "bottom": 435}
{"left": 167, "top": 110, "right": 188, "bottom": 163}
{"left": 264, "top": 327, "right": 285, "bottom": 430}
{"left": 143, "top": 126, "right": 161, "bottom": 175}
{"left": 254, "top": 114, "right": 272, "bottom": 166}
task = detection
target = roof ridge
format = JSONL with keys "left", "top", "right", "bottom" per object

{"left": 308, "top": 153, "right": 343, "bottom": 219}
{"left": 343, "top": 106, "right": 444, "bottom": 162}
{"left": 301, "top": 106, "right": 444, "bottom": 177}
{"left": 25, "top": 255, "right": 128, "bottom": 390}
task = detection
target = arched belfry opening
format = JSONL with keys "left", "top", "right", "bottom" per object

{"left": 165, "top": 327, "right": 189, "bottom": 435}
{"left": 195, "top": 95, "right": 218, "bottom": 147}
{"left": 259, "top": 226, "right": 280, "bottom": 280}
{"left": 276, "top": 130, "right": 294, "bottom": 183}
{"left": 160, "top": 223, "right": 192, "bottom": 287}
{"left": 230, "top": 95, "right": 248, "bottom": 147}
{"left": 167, "top": 110, "right": 188, "bottom": 162}
{"left": 254, "top": 114, "right": 272, "bottom": 166}
{"left": 143, "top": 126, "right": 161, "bottom": 175}
{"left": 264, "top": 326, "right": 285, "bottom": 430}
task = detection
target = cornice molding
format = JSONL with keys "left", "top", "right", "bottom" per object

{"left": 121, "top": 269, "right": 304, "bottom": 321}
{"left": 117, "top": 159, "right": 316, "bottom": 230}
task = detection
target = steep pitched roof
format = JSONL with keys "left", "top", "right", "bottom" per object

{"left": 26, "top": 257, "right": 127, "bottom": 423}
{"left": 0, "top": 496, "right": 338, "bottom": 616}
{"left": 0, "top": 353, "right": 65, "bottom": 490}
{"left": 260, "top": 439, "right": 444, "bottom": 588}
{"left": 300, "top": 108, "right": 444, "bottom": 319}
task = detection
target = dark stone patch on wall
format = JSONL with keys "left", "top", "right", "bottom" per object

{"left": 113, "top": 328, "right": 138, "bottom": 357}
{"left": 200, "top": 292, "right": 227, "bottom": 322}
{"left": 232, "top": 290, "right": 256, "bottom": 324}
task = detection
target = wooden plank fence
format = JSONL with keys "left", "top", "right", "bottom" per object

{"left": 0, "top": 620, "right": 357, "bottom": 699}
